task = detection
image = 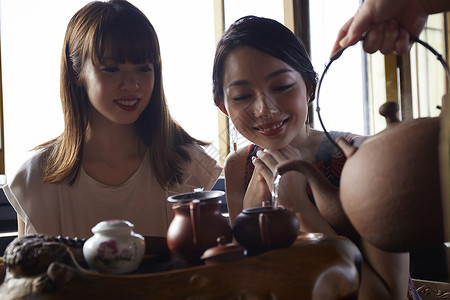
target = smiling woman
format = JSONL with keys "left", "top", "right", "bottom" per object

{"left": 221, "top": 46, "right": 311, "bottom": 150}
{"left": 211, "top": 14, "right": 426, "bottom": 299}
{"left": 1, "top": 0, "right": 219, "bottom": 181}
{"left": 82, "top": 56, "right": 155, "bottom": 126}
{"left": 1, "top": 0, "right": 222, "bottom": 240}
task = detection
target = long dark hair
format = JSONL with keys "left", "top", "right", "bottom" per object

{"left": 38, "top": 0, "right": 205, "bottom": 187}
{"left": 213, "top": 15, "right": 318, "bottom": 107}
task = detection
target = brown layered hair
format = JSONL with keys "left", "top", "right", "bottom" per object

{"left": 37, "top": 0, "right": 205, "bottom": 188}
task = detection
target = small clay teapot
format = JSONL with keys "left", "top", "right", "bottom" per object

{"left": 166, "top": 190, "right": 232, "bottom": 261}
{"left": 277, "top": 102, "right": 443, "bottom": 252}
{"left": 232, "top": 205, "right": 299, "bottom": 255}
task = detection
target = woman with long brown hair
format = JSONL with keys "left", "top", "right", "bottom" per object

{"left": 4, "top": 0, "right": 221, "bottom": 239}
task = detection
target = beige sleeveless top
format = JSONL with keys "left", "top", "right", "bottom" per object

{"left": 4, "top": 144, "right": 222, "bottom": 239}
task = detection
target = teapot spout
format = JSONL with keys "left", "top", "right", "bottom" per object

{"left": 276, "top": 160, "right": 350, "bottom": 231}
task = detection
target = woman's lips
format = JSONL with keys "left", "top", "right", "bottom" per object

{"left": 254, "top": 119, "right": 288, "bottom": 136}
{"left": 114, "top": 98, "right": 139, "bottom": 111}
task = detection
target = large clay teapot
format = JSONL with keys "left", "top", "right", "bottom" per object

{"left": 277, "top": 102, "right": 443, "bottom": 252}
{"left": 166, "top": 190, "right": 232, "bottom": 261}
{"left": 233, "top": 205, "right": 299, "bottom": 255}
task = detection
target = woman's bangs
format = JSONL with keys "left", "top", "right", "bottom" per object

{"left": 96, "top": 21, "right": 157, "bottom": 65}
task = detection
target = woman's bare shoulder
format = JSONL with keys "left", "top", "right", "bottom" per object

{"left": 223, "top": 146, "right": 249, "bottom": 223}
{"left": 224, "top": 146, "right": 249, "bottom": 175}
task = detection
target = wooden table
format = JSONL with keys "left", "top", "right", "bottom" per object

{"left": 0, "top": 233, "right": 361, "bottom": 299}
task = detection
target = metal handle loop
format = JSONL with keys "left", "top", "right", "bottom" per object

{"left": 315, "top": 37, "right": 450, "bottom": 154}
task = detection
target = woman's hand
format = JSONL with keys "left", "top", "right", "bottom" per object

{"left": 243, "top": 146, "right": 302, "bottom": 209}
{"left": 252, "top": 145, "right": 302, "bottom": 191}
{"left": 242, "top": 166, "right": 271, "bottom": 209}
{"left": 247, "top": 146, "right": 310, "bottom": 212}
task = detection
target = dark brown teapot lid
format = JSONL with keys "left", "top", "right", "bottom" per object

{"left": 167, "top": 190, "right": 224, "bottom": 203}
{"left": 201, "top": 236, "right": 247, "bottom": 265}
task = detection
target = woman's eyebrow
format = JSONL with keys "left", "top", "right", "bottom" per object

{"left": 266, "top": 68, "right": 292, "bottom": 80}
{"left": 227, "top": 79, "right": 250, "bottom": 89}
{"left": 226, "top": 68, "right": 293, "bottom": 89}
{"left": 100, "top": 57, "right": 117, "bottom": 64}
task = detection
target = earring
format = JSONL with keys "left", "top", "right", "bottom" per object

{"left": 305, "top": 104, "right": 311, "bottom": 137}
{"left": 305, "top": 116, "right": 310, "bottom": 137}
{"left": 231, "top": 124, "right": 238, "bottom": 152}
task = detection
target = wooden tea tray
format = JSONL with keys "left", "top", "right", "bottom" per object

{"left": 0, "top": 233, "right": 361, "bottom": 299}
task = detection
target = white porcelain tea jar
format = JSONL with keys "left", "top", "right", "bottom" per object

{"left": 83, "top": 220, "right": 145, "bottom": 274}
